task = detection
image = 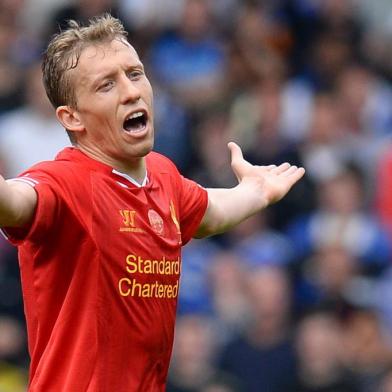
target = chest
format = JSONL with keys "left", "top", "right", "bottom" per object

{"left": 90, "top": 175, "right": 182, "bottom": 278}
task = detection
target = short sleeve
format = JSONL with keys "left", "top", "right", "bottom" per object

{"left": 178, "top": 175, "right": 208, "bottom": 245}
{"left": 3, "top": 173, "right": 60, "bottom": 245}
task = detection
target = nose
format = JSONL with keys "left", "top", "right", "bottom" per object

{"left": 120, "top": 75, "right": 141, "bottom": 104}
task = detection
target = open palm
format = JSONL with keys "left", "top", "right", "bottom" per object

{"left": 228, "top": 142, "right": 305, "bottom": 206}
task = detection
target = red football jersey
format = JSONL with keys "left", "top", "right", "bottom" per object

{"left": 3, "top": 148, "right": 208, "bottom": 391}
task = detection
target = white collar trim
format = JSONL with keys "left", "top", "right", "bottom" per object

{"left": 112, "top": 169, "right": 148, "bottom": 188}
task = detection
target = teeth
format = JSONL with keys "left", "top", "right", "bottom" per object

{"left": 127, "top": 112, "right": 144, "bottom": 120}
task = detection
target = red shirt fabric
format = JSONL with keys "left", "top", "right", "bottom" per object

{"left": 376, "top": 148, "right": 392, "bottom": 235}
{"left": 3, "top": 148, "right": 208, "bottom": 391}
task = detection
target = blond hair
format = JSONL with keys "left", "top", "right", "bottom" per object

{"left": 42, "top": 13, "right": 128, "bottom": 109}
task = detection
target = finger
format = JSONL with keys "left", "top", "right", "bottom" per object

{"left": 286, "top": 167, "right": 306, "bottom": 185}
{"left": 271, "top": 162, "right": 290, "bottom": 174}
{"left": 266, "top": 165, "right": 277, "bottom": 171}
{"left": 281, "top": 165, "right": 298, "bottom": 176}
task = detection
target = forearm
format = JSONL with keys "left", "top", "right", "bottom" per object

{"left": 0, "top": 175, "right": 37, "bottom": 228}
{"left": 0, "top": 176, "right": 18, "bottom": 226}
{"left": 196, "top": 180, "right": 269, "bottom": 237}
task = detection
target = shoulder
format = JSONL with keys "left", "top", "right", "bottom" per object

{"left": 17, "top": 149, "right": 91, "bottom": 186}
{"left": 23, "top": 160, "right": 79, "bottom": 178}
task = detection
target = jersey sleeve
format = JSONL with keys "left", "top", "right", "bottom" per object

{"left": 177, "top": 175, "right": 208, "bottom": 245}
{"left": 2, "top": 171, "right": 61, "bottom": 245}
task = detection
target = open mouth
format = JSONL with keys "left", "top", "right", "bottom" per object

{"left": 123, "top": 111, "right": 147, "bottom": 134}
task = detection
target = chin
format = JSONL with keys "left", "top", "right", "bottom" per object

{"left": 130, "top": 138, "right": 154, "bottom": 158}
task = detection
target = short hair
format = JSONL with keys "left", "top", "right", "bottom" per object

{"left": 42, "top": 13, "right": 128, "bottom": 109}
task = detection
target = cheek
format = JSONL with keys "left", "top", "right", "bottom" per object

{"left": 89, "top": 105, "right": 117, "bottom": 127}
{"left": 83, "top": 111, "right": 116, "bottom": 140}
{"left": 143, "top": 80, "right": 154, "bottom": 104}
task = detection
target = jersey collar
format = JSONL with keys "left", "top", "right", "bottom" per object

{"left": 55, "top": 147, "right": 153, "bottom": 189}
{"left": 112, "top": 169, "right": 148, "bottom": 188}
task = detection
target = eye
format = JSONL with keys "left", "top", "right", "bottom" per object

{"left": 127, "top": 70, "right": 144, "bottom": 80}
{"left": 98, "top": 80, "right": 114, "bottom": 92}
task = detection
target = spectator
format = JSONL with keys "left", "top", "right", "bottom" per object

{"left": 294, "top": 245, "right": 358, "bottom": 315}
{"left": 294, "top": 310, "right": 359, "bottom": 391}
{"left": 208, "top": 251, "right": 250, "bottom": 342}
{"left": 334, "top": 64, "right": 392, "bottom": 177}
{"left": 375, "top": 144, "right": 392, "bottom": 236}
{"left": 230, "top": 213, "right": 295, "bottom": 267}
{"left": 151, "top": 85, "right": 192, "bottom": 174}
{"left": 177, "top": 238, "right": 220, "bottom": 315}
{"left": 218, "top": 265, "right": 297, "bottom": 392}
{"left": 167, "top": 314, "right": 233, "bottom": 392}
{"left": 379, "top": 367, "right": 392, "bottom": 392}
{"left": 190, "top": 110, "right": 234, "bottom": 189}
{"left": 0, "top": 14, "right": 28, "bottom": 114}
{"left": 148, "top": 0, "right": 227, "bottom": 112}
{"left": 287, "top": 164, "right": 391, "bottom": 269}
{"left": 44, "top": 0, "right": 123, "bottom": 40}
{"left": 0, "top": 316, "right": 28, "bottom": 391}
{"left": 0, "top": 61, "right": 69, "bottom": 177}
{"left": 341, "top": 308, "right": 392, "bottom": 392}
{"left": 227, "top": 66, "right": 312, "bottom": 227}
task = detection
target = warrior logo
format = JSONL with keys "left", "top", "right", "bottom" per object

{"left": 119, "top": 210, "right": 144, "bottom": 233}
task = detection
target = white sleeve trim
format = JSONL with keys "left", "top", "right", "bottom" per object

{"left": 8, "top": 177, "right": 39, "bottom": 188}
{"left": 0, "top": 228, "right": 9, "bottom": 240}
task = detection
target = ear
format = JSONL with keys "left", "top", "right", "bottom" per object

{"left": 56, "top": 106, "right": 85, "bottom": 132}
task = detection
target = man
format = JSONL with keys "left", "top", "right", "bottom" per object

{"left": 0, "top": 61, "right": 69, "bottom": 177}
{"left": 0, "top": 14, "right": 304, "bottom": 391}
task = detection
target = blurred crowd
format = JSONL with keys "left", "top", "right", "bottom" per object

{"left": 1, "top": 0, "right": 392, "bottom": 391}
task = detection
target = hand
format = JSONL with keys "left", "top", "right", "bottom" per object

{"left": 228, "top": 142, "right": 305, "bottom": 206}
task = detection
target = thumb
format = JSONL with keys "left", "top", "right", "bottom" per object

{"left": 228, "top": 142, "right": 243, "bottom": 163}
{"left": 228, "top": 142, "right": 250, "bottom": 181}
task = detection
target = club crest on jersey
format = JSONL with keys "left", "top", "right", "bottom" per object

{"left": 148, "top": 209, "right": 164, "bottom": 236}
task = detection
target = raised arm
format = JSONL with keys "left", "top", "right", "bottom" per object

{"left": 195, "top": 142, "right": 305, "bottom": 238}
{"left": 0, "top": 175, "right": 37, "bottom": 228}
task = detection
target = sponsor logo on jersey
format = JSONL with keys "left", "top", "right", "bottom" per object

{"left": 118, "top": 254, "right": 181, "bottom": 299}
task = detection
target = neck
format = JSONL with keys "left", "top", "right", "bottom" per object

{"left": 76, "top": 144, "right": 147, "bottom": 183}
